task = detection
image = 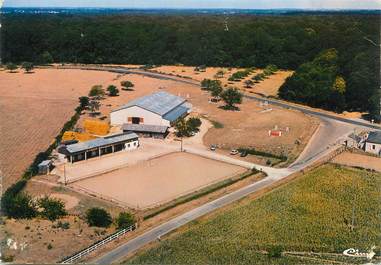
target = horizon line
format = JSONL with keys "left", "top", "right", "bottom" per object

{"left": 3, "top": 6, "right": 381, "bottom": 11}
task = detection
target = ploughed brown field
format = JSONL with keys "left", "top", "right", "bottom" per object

{"left": 0, "top": 69, "right": 117, "bottom": 189}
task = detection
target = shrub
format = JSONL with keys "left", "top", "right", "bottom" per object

{"left": 37, "top": 196, "right": 67, "bottom": 221}
{"left": 116, "top": 212, "right": 136, "bottom": 229}
{"left": 86, "top": 207, "right": 112, "bottom": 228}
{"left": 121, "top": 80, "right": 134, "bottom": 90}
{"left": 21, "top": 62, "right": 34, "bottom": 73}
{"left": 220, "top": 87, "right": 243, "bottom": 110}
{"left": 1, "top": 180, "right": 37, "bottom": 219}
{"left": 79, "top": 96, "right": 90, "bottom": 109}
{"left": 107, "top": 85, "right": 119, "bottom": 96}
{"left": 8, "top": 193, "right": 37, "bottom": 219}
{"left": 47, "top": 243, "right": 53, "bottom": 250}
{"left": 89, "top": 85, "right": 105, "bottom": 98}
{"left": 174, "top": 117, "right": 202, "bottom": 137}
{"left": 267, "top": 245, "right": 283, "bottom": 258}
{"left": 6, "top": 62, "right": 18, "bottom": 72}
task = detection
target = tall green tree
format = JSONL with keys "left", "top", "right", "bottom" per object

{"left": 221, "top": 87, "right": 243, "bottom": 110}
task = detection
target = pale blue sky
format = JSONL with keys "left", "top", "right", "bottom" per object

{"left": 2, "top": 0, "right": 381, "bottom": 9}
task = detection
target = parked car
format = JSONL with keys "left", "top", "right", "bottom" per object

{"left": 230, "top": 149, "right": 239, "bottom": 155}
{"left": 210, "top": 144, "right": 217, "bottom": 151}
{"left": 240, "top": 150, "right": 248, "bottom": 157}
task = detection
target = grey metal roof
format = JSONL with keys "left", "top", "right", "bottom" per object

{"left": 66, "top": 132, "right": 138, "bottom": 154}
{"left": 112, "top": 91, "right": 186, "bottom": 116}
{"left": 38, "top": 160, "right": 52, "bottom": 167}
{"left": 163, "top": 105, "right": 189, "bottom": 122}
{"left": 367, "top": 131, "right": 381, "bottom": 144}
{"left": 122, "top": 124, "right": 168, "bottom": 134}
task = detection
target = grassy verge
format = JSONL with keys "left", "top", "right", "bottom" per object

{"left": 127, "top": 164, "right": 381, "bottom": 264}
{"left": 143, "top": 169, "right": 259, "bottom": 220}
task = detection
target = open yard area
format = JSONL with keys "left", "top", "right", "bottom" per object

{"left": 0, "top": 68, "right": 118, "bottom": 189}
{"left": 126, "top": 164, "right": 381, "bottom": 264}
{"left": 333, "top": 152, "right": 381, "bottom": 172}
{"left": 72, "top": 152, "right": 247, "bottom": 209}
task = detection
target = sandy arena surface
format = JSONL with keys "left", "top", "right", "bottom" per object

{"left": 0, "top": 69, "right": 118, "bottom": 189}
{"left": 333, "top": 152, "right": 381, "bottom": 172}
{"left": 72, "top": 152, "right": 246, "bottom": 209}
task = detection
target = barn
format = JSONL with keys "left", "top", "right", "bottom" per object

{"left": 110, "top": 91, "right": 192, "bottom": 127}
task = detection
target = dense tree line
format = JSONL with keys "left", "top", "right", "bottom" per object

{"left": 2, "top": 13, "right": 379, "bottom": 119}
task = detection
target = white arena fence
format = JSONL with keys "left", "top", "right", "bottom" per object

{"left": 60, "top": 224, "right": 136, "bottom": 264}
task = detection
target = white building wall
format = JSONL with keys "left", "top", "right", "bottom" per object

{"left": 110, "top": 106, "right": 170, "bottom": 127}
{"left": 365, "top": 142, "right": 381, "bottom": 156}
{"left": 124, "top": 140, "right": 139, "bottom": 151}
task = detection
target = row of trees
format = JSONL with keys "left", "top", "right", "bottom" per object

{"left": 2, "top": 13, "right": 379, "bottom": 119}
{"left": 1, "top": 179, "right": 135, "bottom": 230}
{"left": 279, "top": 48, "right": 380, "bottom": 120}
{"left": 201, "top": 79, "right": 243, "bottom": 110}
{"left": 5, "top": 62, "right": 34, "bottom": 73}
{"left": 2, "top": 181, "right": 66, "bottom": 220}
{"left": 86, "top": 207, "right": 135, "bottom": 229}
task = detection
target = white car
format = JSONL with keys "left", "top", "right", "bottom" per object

{"left": 230, "top": 149, "right": 239, "bottom": 155}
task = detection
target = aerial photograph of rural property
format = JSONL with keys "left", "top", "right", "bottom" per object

{"left": 0, "top": 0, "right": 380, "bottom": 264}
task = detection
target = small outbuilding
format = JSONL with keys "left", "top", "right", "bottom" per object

{"left": 365, "top": 131, "right": 381, "bottom": 156}
{"left": 38, "top": 160, "right": 53, "bottom": 175}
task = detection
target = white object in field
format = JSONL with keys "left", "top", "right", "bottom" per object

{"left": 260, "top": 108, "right": 272, "bottom": 113}
{"left": 286, "top": 127, "right": 290, "bottom": 132}
{"left": 343, "top": 246, "right": 376, "bottom": 260}
{"left": 187, "top": 93, "right": 190, "bottom": 99}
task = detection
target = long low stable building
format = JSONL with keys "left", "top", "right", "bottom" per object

{"left": 122, "top": 124, "right": 169, "bottom": 139}
{"left": 110, "top": 91, "right": 192, "bottom": 127}
{"left": 59, "top": 132, "right": 139, "bottom": 163}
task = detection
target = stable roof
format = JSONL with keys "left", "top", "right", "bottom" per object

{"left": 122, "top": 124, "right": 168, "bottom": 134}
{"left": 38, "top": 160, "right": 52, "bottom": 167}
{"left": 367, "top": 131, "right": 381, "bottom": 144}
{"left": 66, "top": 132, "right": 138, "bottom": 154}
{"left": 112, "top": 91, "right": 186, "bottom": 116}
{"left": 163, "top": 105, "right": 189, "bottom": 122}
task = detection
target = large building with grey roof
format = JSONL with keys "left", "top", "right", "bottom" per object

{"left": 110, "top": 91, "right": 192, "bottom": 129}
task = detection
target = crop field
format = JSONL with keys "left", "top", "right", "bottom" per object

{"left": 0, "top": 69, "right": 117, "bottom": 189}
{"left": 126, "top": 164, "right": 381, "bottom": 264}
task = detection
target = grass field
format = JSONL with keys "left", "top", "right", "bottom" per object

{"left": 126, "top": 164, "right": 381, "bottom": 264}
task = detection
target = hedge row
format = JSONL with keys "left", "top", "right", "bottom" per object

{"left": 238, "top": 148, "right": 287, "bottom": 162}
